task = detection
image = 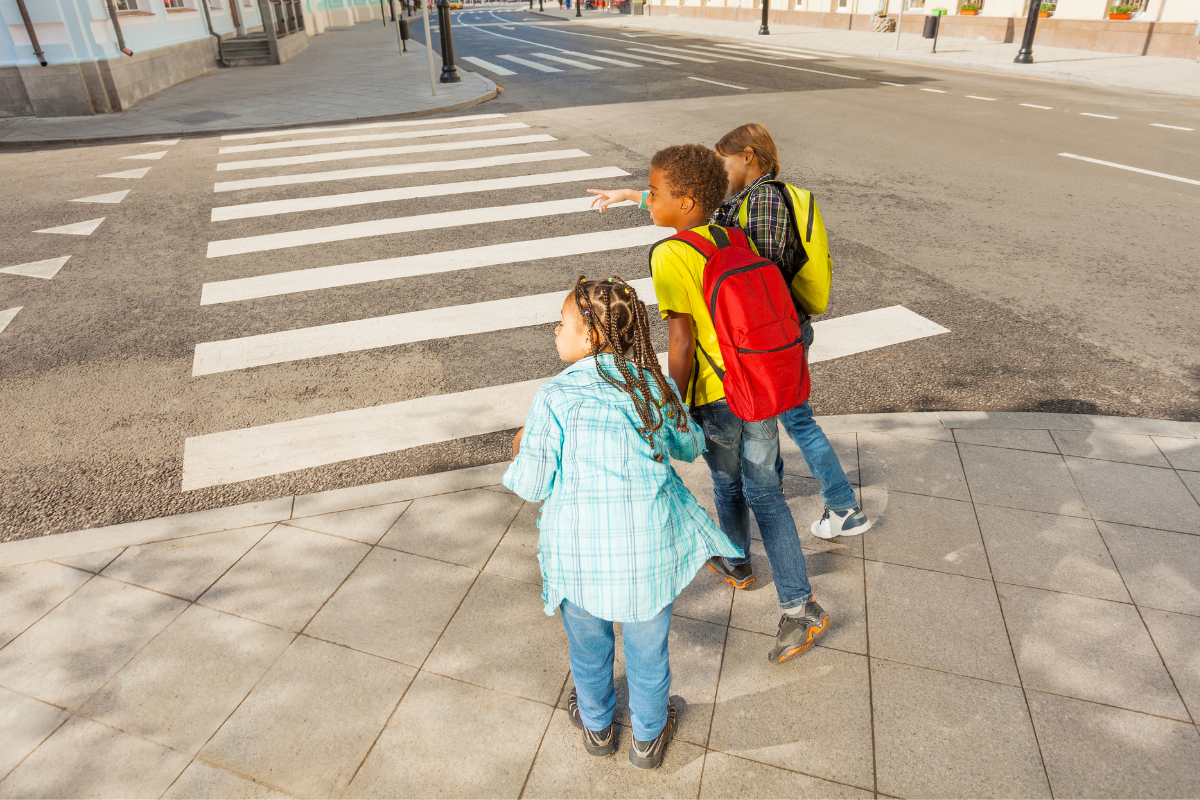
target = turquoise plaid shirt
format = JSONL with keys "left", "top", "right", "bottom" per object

{"left": 503, "top": 354, "right": 742, "bottom": 623}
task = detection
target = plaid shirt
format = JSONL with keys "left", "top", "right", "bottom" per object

{"left": 711, "top": 172, "right": 802, "bottom": 272}
{"left": 503, "top": 354, "right": 741, "bottom": 623}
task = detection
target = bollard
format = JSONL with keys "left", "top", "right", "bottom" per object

{"left": 436, "top": 0, "right": 461, "bottom": 82}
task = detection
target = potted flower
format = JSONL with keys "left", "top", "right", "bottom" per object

{"left": 1039, "top": 1, "right": 1054, "bottom": 16}
{"left": 931, "top": 6, "right": 947, "bottom": 13}
{"left": 1108, "top": 3, "right": 1133, "bottom": 17}
{"left": 960, "top": 1, "right": 979, "bottom": 12}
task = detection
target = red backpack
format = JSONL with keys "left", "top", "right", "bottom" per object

{"left": 663, "top": 226, "right": 810, "bottom": 422}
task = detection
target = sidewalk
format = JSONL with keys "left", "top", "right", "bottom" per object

{"left": 2, "top": 411, "right": 1198, "bottom": 798}
{"left": 0, "top": 22, "right": 495, "bottom": 149}
{"left": 531, "top": 7, "right": 1200, "bottom": 97}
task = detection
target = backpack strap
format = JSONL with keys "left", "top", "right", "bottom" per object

{"left": 672, "top": 228, "right": 719, "bottom": 260}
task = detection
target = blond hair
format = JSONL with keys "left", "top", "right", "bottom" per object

{"left": 715, "top": 123, "right": 781, "bottom": 177}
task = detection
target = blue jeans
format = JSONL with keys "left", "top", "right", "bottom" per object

{"left": 560, "top": 599, "right": 672, "bottom": 742}
{"left": 779, "top": 321, "right": 858, "bottom": 512}
{"left": 690, "top": 401, "right": 813, "bottom": 610}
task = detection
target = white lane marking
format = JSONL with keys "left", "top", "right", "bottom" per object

{"left": 213, "top": 149, "right": 589, "bottom": 192}
{"left": 99, "top": 167, "right": 151, "bottom": 179}
{"left": 1151, "top": 123, "right": 1194, "bottom": 131}
{"left": 218, "top": 122, "right": 528, "bottom": 154}
{"left": 143, "top": 138, "right": 181, "bottom": 145}
{"left": 596, "top": 49, "right": 678, "bottom": 65}
{"left": 220, "top": 113, "right": 507, "bottom": 140}
{"left": 712, "top": 44, "right": 785, "bottom": 60}
{"left": 210, "top": 166, "right": 629, "bottom": 221}
{"left": 0, "top": 256, "right": 70, "bottom": 280}
{"left": 121, "top": 151, "right": 168, "bottom": 160}
{"left": 206, "top": 196, "right": 635, "bottom": 258}
{"left": 966, "top": 95, "right": 996, "bottom": 101}
{"left": 498, "top": 55, "right": 562, "bottom": 72}
{"left": 558, "top": 50, "right": 642, "bottom": 67}
{"left": 1080, "top": 113, "right": 1118, "bottom": 119}
{"left": 70, "top": 190, "right": 130, "bottom": 204}
{"left": 1020, "top": 103, "right": 1052, "bottom": 109}
{"left": 35, "top": 218, "right": 105, "bottom": 236}
{"left": 777, "top": 46, "right": 851, "bottom": 58}
{"left": 879, "top": 81, "right": 905, "bottom": 86}
{"left": 1058, "top": 153, "right": 1200, "bottom": 186}
{"left": 182, "top": 305, "right": 948, "bottom": 488}
{"left": 805, "top": 306, "right": 949, "bottom": 363}
{"left": 920, "top": 88, "right": 947, "bottom": 93}
{"left": 215, "top": 134, "right": 557, "bottom": 171}
{"left": 627, "top": 46, "right": 715, "bottom": 63}
{"left": 688, "top": 76, "right": 748, "bottom": 90}
{"left": 461, "top": 56, "right": 517, "bottom": 75}
{"left": 0, "top": 307, "right": 21, "bottom": 336}
{"left": 192, "top": 277, "right": 658, "bottom": 375}
{"left": 531, "top": 52, "right": 603, "bottom": 69}
{"left": 201, "top": 226, "right": 665, "bottom": 305}
{"left": 713, "top": 43, "right": 817, "bottom": 60}
{"left": 641, "top": 44, "right": 752, "bottom": 61}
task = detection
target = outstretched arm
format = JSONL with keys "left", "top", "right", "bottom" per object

{"left": 586, "top": 188, "right": 643, "bottom": 212}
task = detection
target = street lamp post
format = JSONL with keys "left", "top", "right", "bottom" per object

{"left": 1014, "top": 0, "right": 1041, "bottom": 63}
{"left": 575, "top": 0, "right": 581, "bottom": 15}
{"left": 759, "top": 0, "right": 770, "bottom": 34}
{"left": 436, "top": 0, "right": 461, "bottom": 82}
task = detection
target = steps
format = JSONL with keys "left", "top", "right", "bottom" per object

{"left": 223, "top": 34, "right": 274, "bottom": 67}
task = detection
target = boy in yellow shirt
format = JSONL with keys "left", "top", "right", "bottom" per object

{"left": 640, "top": 144, "right": 832, "bottom": 664}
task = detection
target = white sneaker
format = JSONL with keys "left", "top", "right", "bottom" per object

{"left": 811, "top": 505, "right": 872, "bottom": 539}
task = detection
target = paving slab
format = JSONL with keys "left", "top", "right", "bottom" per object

{"left": 780, "top": 432, "right": 860, "bottom": 485}
{"left": 1098, "top": 521, "right": 1200, "bottom": 616}
{"left": 1140, "top": 608, "right": 1200, "bottom": 722}
{"left": 484, "top": 501, "right": 543, "bottom": 585}
{"left": 162, "top": 760, "right": 291, "bottom": 800}
{"left": 0, "top": 561, "right": 91, "bottom": 648}
{"left": 286, "top": 501, "right": 410, "bottom": 545}
{"left": 200, "top": 635, "right": 414, "bottom": 798}
{"left": 952, "top": 428, "right": 1059, "bottom": 454}
{"left": 1154, "top": 436, "right": 1200, "bottom": 472}
{"left": 0, "top": 687, "right": 68, "bottom": 782}
{"left": 959, "top": 444, "right": 1089, "bottom": 517}
{"left": 1026, "top": 690, "right": 1200, "bottom": 798}
{"left": 378, "top": 487, "right": 523, "bottom": 569}
{"left": 1050, "top": 430, "right": 1172, "bottom": 468}
{"left": 1066, "top": 457, "right": 1200, "bottom": 535}
{"left": 858, "top": 432, "right": 970, "bottom": 502}
{"left": 697, "top": 751, "right": 872, "bottom": 799}
{"left": 861, "top": 491, "right": 989, "bottom": 579}
{"left": 101, "top": 524, "right": 273, "bottom": 601}
{"left": 52, "top": 547, "right": 125, "bottom": 574}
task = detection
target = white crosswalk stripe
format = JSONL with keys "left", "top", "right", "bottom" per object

{"left": 642, "top": 45, "right": 754, "bottom": 61}
{"left": 216, "top": 134, "right": 558, "bottom": 171}
{"left": 498, "top": 54, "right": 562, "bottom": 72}
{"left": 626, "top": 47, "right": 716, "bottom": 63}
{"left": 560, "top": 50, "right": 642, "bottom": 67}
{"left": 217, "top": 122, "right": 529, "bottom": 154}
{"left": 461, "top": 56, "right": 517, "bottom": 75}
{"left": 596, "top": 49, "right": 678, "bottom": 65}
{"left": 530, "top": 53, "right": 604, "bottom": 70}
{"left": 220, "top": 113, "right": 508, "bottom": 141}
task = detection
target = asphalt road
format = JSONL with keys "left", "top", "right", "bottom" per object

{"left": 1, "top": 6, "right": 1197, "bottom": 539}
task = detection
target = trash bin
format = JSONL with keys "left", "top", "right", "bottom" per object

{"left": 922, "top": 14, "right": 939, "bottom": 37}
{"left": 399, "top": 17, "right": 409, "bottom": 39}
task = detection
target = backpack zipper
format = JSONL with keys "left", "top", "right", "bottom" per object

{"left": 708, "top": 259, "right": 781, "bottom": 322}
{"left": 737, "top": 336, "right": 803, "bottom": 355}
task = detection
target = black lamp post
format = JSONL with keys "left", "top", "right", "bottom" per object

{"left": 759, "top": 0, "right": 770, "bottom": 34}
{"left": 1014, "top": 0, "right": 1041, "bottom": 62}
{"left": 436, "top": 0, "right": 461, "bottom": 82}
{"left": 538, "top": 0, "right": 543, "bottom": 9}
{"left": 575, "top": 0, "right": 582, "bottom": 15}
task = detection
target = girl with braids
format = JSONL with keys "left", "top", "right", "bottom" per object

{"left": 503, "top": 275, "right": 741, "bottom": 771}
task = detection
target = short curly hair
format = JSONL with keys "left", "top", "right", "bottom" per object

{"left": 650, "top": 144, "right": 729, "bottom": 218}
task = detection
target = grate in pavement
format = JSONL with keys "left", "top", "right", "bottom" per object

{"left": 170, "top": 110, "right": 242, "bottom": 125}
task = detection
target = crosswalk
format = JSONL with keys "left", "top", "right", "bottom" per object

{"left": 183, "top": 112, "right": 950, "bottom": 492}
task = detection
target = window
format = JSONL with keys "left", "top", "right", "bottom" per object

{"left": 114, "top": 0, "right": 138, "bottom": 9}
{"left": 163, "top": 0, "right": 188, "bottom": 8}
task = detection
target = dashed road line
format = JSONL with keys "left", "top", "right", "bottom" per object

{"left": 966, "top": 95, "right": 996, "bottom": 101}
{"left": 121, "top": 151, "right": 168, "bottom": 160}
{"left": 1151, "top": 123, "right": 1194, "bottom": 131}
{"left": 1059, "top": 153, "right": 1200, "bottom": 186}
{"left": 99, "top": 167, "right": 151, "bottom": 179}
{"left": 35, "top": 218, "right": 105, "bottom": 236}
{"left": 0, "top": 307, "right": 21, "bottom": 336}
{"left": 1080, "top": 113, "right": 1118, "bottom": 119}
{"left": 70, "top": 190, "right": 130, "bottom": 204}
{"left": 920, "top": 88, "right": 947, "bottom": 93}
{"left": 879, "top": 81, "right": 904, "bottom": 86}
{"left": 688, "top": 76, "right": 748, "bottom": 90}
{"left": 0, "top": 257, "right": 70, "bottom": 280}
{"left": 1020, "top": 103, "right": 1052, "bottom": 109}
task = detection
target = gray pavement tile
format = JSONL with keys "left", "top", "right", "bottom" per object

{"left": 52, "top": 547, "right": 125, "bottom": 573}
{"left": 523, "top": 709, "right": 706, "bottom": 799}
{"left": 291, "top": 463, "right": 506, "bottom": 517}
{"left": 952, "top": 427, "right": 1059, "bottom": 454}
{"left": 730, "top": 548, "right": 866, "bottom": 656}
{"left": 1080, "top": 416, "right": 1194, "bottom": 438}
{"left": 0, "top": 715, "right": 191, "bottom": 799}
{"left": 162, "top": 760, "right": 291, "bottom": 799}
{"left": 709, "top": 628, "right": 873, "bottom": 789}
{"left": 862, "top": 491, "right": 989, "bottom": 579}
{"left": 959, "top": 444, "right": 1089, "bottom": 517}
{"left": 78, "top": 604, "right": 293, "bottom": 756}
{"left": 286, "top": 501, "right": 410, "bottom": 544}
{"left": 200, "top": 636, "right": 414, "bottom": 798}
{"left": 1026, "top": 690, "right": 1200, "bottom": 799}
{"left": 998, "top": 583, "right": 1189, "bottom": 720}
{"left": 0, "top": 686, "right": 68, "bottom": 781}
{"left": 304, "top": 547, "right": 476, "bottom": 666}
{"left": 858, "top": 432, "right": 970, "bottom": 502}
{"left": 198, "top": 525, "right": 369, "bottom": 632}
{"left": 101, "top": 524, "right": 272, "bottom": 601}
{"left": 865, "top": 562, "right": 1019, "bottom": 685}
{"left": 936, "top": 411, "right": 1082, "bottom": 431}
{"left": 1140, "top": 608, "right": 1200, "bottom": 722}
{"left": 673, "top": 565, "right": 734, "bottom": 626}
{"left": 870, "top": 658, "right": 1050, "bottom": 799}
{"left": 0, "top": 561, "right": 90, "bottom": 648}
{"left": 378, "top": 487, "right": 522, "bottom": 569}
{"left": 0, "top": 576, "right": 186, "bottom": 710}
{"left": 1065, "top": 457, "right": 1200, "bottom": 535}
{"left": 1180, "top": 469, "right": 1200, "bottom": 504}
{"left": 1154, "top": 436, "right": 1200, "bottom": 471}
{"left": 346, "top": 671, "right": 551, "bottom": 799}
{"left": 483, "top": 501, "right": 542, "bottom": 585}
{"left": 698, "top": 751, "right": 872, "bottom": 798}
{"left": 785, "top": 475, "right": 865, "bottom": 558}
{"left": 820, "top": 412, "right": 950, "bottom": 440}
{"left": 1050, "top": 430, "right": 1172, "bottom": 468}
{"left": 423, "top": 573, "right": 569, "bottom": 705}
{"left": 976, "top": 505, "right": 1129, "bottom": 602}
{"left": 780, "top": 432, "right": 859, "bottom": 485}
{"left": 1098, "top": 521, "right": 1200, "bottom": 615}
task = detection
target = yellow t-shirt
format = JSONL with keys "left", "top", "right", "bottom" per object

{"left": 651, "top": 225, "right": 759, "bottom": 407}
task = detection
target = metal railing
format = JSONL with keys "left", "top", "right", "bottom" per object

{"left": 269, "top": 0, "right": 305, "bottom": 36}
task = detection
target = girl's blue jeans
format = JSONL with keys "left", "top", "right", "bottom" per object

{"left": 560, "top": 599, "right": 672, "bottom": 742}
{"left": 781, "top": 320, "right": 858, "bottom": 512}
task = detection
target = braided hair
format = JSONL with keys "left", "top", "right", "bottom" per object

{"left": 572, "top": 275, "right": 689, "bottom": 436}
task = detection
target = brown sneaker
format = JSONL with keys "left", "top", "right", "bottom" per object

{"left": 628, "top": 700, "right": 678, "bottom": 770}
{"left": 707, "top": 557, "right": 755, "bottom": 589}
{"left": 567, "top": 689, "right": 617, "bottom": 757}
{"left": 767, "top": 601, "right": 833, "bottom": 663}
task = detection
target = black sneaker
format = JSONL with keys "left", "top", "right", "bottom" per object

{"left": 767, "top": 601, "right": 833, "bottom": 663}
{"left": 567, "top": 689, "right": 618, "bottom": 757}
{"left": 707, "top": 556, "right": 755, "bottom": 589}
{"left": 628, "top": 700, "right": 678, "bottom": 770}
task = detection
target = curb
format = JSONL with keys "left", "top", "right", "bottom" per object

{"left": 0, "top": 81, "right": 499, "bottom": 152}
